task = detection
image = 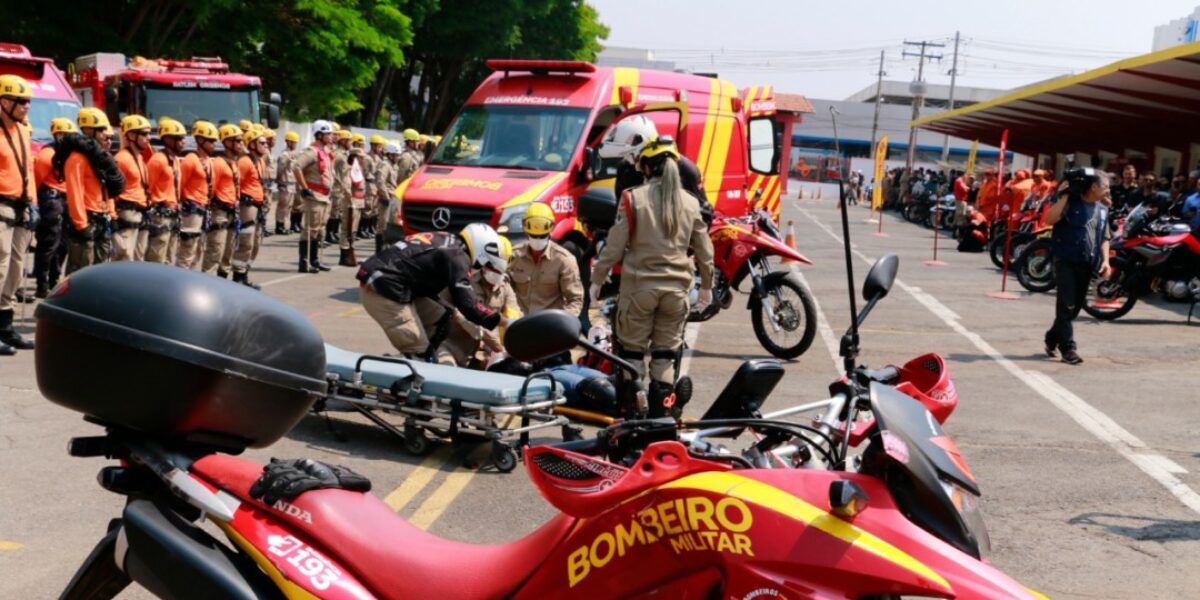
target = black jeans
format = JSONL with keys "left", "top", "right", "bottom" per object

{"left": 1045, "top": 259, "right": 1092, "bottom": 352}
{"left": 33, "top": 191, "right": 67, "bottom": 287}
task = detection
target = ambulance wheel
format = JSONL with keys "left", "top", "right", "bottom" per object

{"left": 403, "top": 428, "right": 432, "bottom": 456}
{"left": 492, "top": 442, "right": 518, "bottom": 473}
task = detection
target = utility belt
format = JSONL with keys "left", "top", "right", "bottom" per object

{"left": 180, "top": 199, "right": 208, "bottom": 217}
{"left": 69, "top": 211, "right": 113, "bottom": 241}
{"left": 147, "top": 204, "right": 179, "bottom": 236}
{"left": 238, "top": 194, "right": 263, "bottom": 207}
{"left": 0, "top": 195, "right": 31, "bottom": 227}
{"left": 114, "top": 199, "right": 148, "bottom": 231}
{"left": 206, "top": 202, "right": 236, "bottom": 231}
{"left": 306, "top": 182, "right": 329, "bottom": 195}
{"left": 37, "top": 186, "right": 64, "bottom": 201}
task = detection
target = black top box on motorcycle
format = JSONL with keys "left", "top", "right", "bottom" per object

{"left": 34, "top": 262, "right": 326, "bottom": 451}
{"left": 578, "top": 188, "right": 617, "bottom": 230}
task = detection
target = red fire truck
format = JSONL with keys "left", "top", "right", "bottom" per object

{"left": 0, "top": 43, "right": 81, "bottom": 149}
{"left": 69, "top": 53, "right": 279, "bottom": 137}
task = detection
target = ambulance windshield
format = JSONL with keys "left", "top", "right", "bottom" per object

{"left": 29, "top": 98, "right": 82, "bottom": 143}
{"left": 142, "top": 86, "right": 260, "bottom": 130}
{"left": 431, "top": 104, "right": 589, "bottom": 172}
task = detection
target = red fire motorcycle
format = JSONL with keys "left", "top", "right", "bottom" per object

{"left": 42, "top": 255, "right": 1044, "bottom": 600}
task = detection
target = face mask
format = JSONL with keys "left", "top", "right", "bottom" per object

{"left": 483, "top": 270, "right": 504, "bottom": 286}
{"left": 528, "top": 237, "right": 549, "bottom": 252}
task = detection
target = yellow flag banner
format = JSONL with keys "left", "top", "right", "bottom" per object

{"left": 872, "top": 135, "right": 888, "bottom": 210}
{"left": 965, "top": 139, "right": 979, "bottom": 176}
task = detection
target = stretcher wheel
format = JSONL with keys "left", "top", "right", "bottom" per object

{"left": 403, "top": 427, "right": 432, "bottom": 456}
{"left": 492, "top": 442, "right": 517, "bottom": 473}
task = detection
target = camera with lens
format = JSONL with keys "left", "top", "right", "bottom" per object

{"left": 1065, "top": 167, "right": 1099, "bottom": 196}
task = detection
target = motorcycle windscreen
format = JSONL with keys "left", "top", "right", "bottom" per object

{"left": 869, "top": 382, "right": 990, "bottom": 559}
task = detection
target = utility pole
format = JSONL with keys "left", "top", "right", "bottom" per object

{"left": 902, "top": 40, "right": 944, "bottom": 178}
{"left": 940, "top": 31, "right": 961, "bottom": 164}
{"left": 868, "top": 50, "right": 886, "bottom": 156}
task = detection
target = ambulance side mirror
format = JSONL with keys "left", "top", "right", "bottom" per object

{"left": 584, "top": 147, "right": 601, "bottom": 180}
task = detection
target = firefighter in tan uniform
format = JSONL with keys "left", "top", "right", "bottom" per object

{"left": 327, "top": 128, "right": 352, "bottom": 246}
{"left": 202, "top": 124, "right": 243, "bottom": 277}
{"left": 144, "top": 118, "right": 184, "bottom": 264}
{"left": 175, "top": 121, "right": 217, "bottom": 270}
{"left": 259, "top": 128, "right": 276, "bottom": 239}
{"left": 395, "top": 128, "right": 422, "bottom": 183}
{"left": 364, "top": 134, "right": 389, "bottom": 239}
{"left": 112, "top": 115, "right": 152, "bottom": 261}
{"left": 590, "top": 137, "right": 714, "bottom": 418}
{"left": 438, "top": 236, "right": 521, "bottom": 367}
{"left": 292, "top": 120, "right": 335, "bottom": 273}
{"left": 276, "top": 131, "right": 300, "bottom": 234}
{"left": 337, "top": 133, "right": 367, "bottom": 266}
{"left": 508, "top": 202, "right": 583, "bottom": 318}
{"left": 353, "top": 132, "right": 373, "bottom": 241}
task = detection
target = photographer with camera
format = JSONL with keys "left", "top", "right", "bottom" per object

{"left": 1043, "top": 168, "right": 1112, "bottom": 365}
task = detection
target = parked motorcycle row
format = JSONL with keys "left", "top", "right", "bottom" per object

{"left": 891, "top": 176, "right": 1200, "bottom": 323}
{"left": 33, "top": 181, "right": 1052, "bottom": 598}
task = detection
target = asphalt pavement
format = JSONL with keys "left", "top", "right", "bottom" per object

{"left": 2, "top": 193, "right": 1198, "bottom": 598}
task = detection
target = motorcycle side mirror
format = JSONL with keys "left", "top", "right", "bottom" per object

{"left": 862, "top": 253, "right": 899, "bottom": 302}
{"left": 504, "top": 310, "right": 582, "bottom": 361}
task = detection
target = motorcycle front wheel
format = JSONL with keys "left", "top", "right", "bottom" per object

{"left": 751, "top": 272, "right": 817, "bottom": 359}
{"left": 1084, "top": 266, "right": 1138, "bottom": 320}
{"left": 1016, "top": 240, "right": 1056, "bottom": 293}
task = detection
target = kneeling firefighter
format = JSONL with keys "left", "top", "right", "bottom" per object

{"left": 357, "top": 223, "right": 509, "bottom": 359}
{"left": 438, "top": 235, "right": 521, "bottom": 368}
{"left": 590, "top": 137, "right": 715, "bottom": 417}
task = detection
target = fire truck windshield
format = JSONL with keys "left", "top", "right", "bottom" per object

{"left": 29, "top": 98, "right": 82, "bottom": 143}
{"left": 142, "top": 87, "right": 259, "bottom": 129}
{"left": 430, "top": 104, "right": 588, "bottom": 172}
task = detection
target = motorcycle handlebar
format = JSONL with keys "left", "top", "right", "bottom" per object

{"left": 551, "top": 436, "right": 606, "bottom": 456}
{"left": 861, "top": 366, "right": 900, "bottom": 384}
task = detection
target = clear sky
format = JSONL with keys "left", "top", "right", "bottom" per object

{"left": 591, "top": 0, "right": 1200, "bottom": 99}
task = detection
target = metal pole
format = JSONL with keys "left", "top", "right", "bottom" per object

{"left": 869, "top": 50, "right": 885, "bottom": 154}
{"left": 902, "top": 40, "right": 942, "bottom": 177}
{"left": 940, "top": 31, "right": 961, "bottom": 164}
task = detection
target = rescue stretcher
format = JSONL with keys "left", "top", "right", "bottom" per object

{"left": 318, "top": 344, "right": 576, "bottom": 472}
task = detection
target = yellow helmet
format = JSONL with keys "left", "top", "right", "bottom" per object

{"left": 120, "top": 114, "right": 152, "bottom": 135}
{"left": 522, "top": 202, "right": 555, "bottom": 237}
{"left": 238, "top": 119, "right": 253, "bottom": 132}
{"left": 370, "top": 134, "right": 387, "bottom": 146}
{"left": 498, "top": 235, "right": 513, "bottom": 262}
{"left": 243, "top": 127, "right": 266, "bottom": 147}
{"left": 77, "top": 107, "right": 111, "bottom": 130}
{"left": 285, "top": 131, "right": 300, "bottom": 143}
{"left": 403, "top": 128, "right": 420, "bottom": 142}
{"left": 637, "top": 135, "right": 680, "bottom": 164}
{"left": 192, "top": 120, "right": 219, "bottom": 141}
{"left": 332, "top": 122, "right": 342, "bottom": 131}
{"left": 351, "top": 132, "right": 365, "bottom": 145}
{"left": 0, "top": 74, "right": 32, "bottom": 100}
{"left": 50, "top": 117, "right": 78, "bottom": 135}
{"left": 433, "top": 135, "right": 442, "bottom": 144}
{"left": 158, "top": 118, "right": 186, "bottom": 137}
{"left": 265, "top": 128, "right": 276, "bottom": 138}
{"left": 218, "top": 124, "right": 244, "bottom": 142}
{"left": 336, "top": 128, "right": 352, "bottom": 141}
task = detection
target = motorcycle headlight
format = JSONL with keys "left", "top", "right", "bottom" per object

{"left": 940, "top": 480, "right": 992, "bottom": 559}
{"left": 497, "top": 203, "right": 531, "bottom": 234}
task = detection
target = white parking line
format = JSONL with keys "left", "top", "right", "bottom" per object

{"left": 259, "top": 272, "right": 311, "bottom": 287}
{"left": 790, "top": 267, "right": 844, "bottom": 377}
{"left": 795, "top": 201, "right": 1200, "bottom": 515}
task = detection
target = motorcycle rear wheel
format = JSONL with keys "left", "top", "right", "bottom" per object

{"left": 751, "top": 272, "right": 817, "bottom": 359}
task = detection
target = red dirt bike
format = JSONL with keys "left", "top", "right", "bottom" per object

{"left": 43, "top": 259, "right": 1043, "bottom": 599}
{"left": 1084, "top": 203, "right": 1200, "bottom": 321}
{"left": 581, "top": 188, "right": 818, "bottom": 360}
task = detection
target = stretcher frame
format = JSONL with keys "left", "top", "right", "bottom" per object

{"left": 319, "top": 353, "right": 576, "bottom": 472}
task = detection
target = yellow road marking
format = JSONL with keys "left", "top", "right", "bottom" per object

{"left": 0, "top": 540, "right": 24, "bottom": 551}
{"left": 382, "top": 452, "right": 445, "bottom": 512}
{"left": 336, "top": 305, "right": 364, "bottom": 318}
{"left": 408, "top": 466, "right": 478, "bottom": 530}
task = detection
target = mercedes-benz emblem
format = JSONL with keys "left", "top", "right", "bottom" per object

{"left": 431, "top": 207, "right": 452, "bottom": 230}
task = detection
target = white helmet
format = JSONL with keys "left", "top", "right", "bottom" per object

{"left": 599, "top": 115, "right": 658, "bottom": 163}
{"left": 459, "top": 223, "right": 506, "bottom": 271}
{"left": 384, "top": 142, "right": 401, "bottom": 154}
{"left": 311, "top": 120, "right": 334, "bottom": 135}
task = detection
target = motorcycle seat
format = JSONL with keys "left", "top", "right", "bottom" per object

{"left": 193, "top": 454, "right": 576, "bottom": 599}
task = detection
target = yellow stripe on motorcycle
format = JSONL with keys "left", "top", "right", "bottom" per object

{"left": 661, "top": 472, "right": 952, "bottom": 593}
{"left": 215, "top": 521, "right": 321, "bottom": 600}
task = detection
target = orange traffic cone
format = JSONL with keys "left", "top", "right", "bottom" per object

{"left": 781, "top": 221, "right": 798, "bottom": 264}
